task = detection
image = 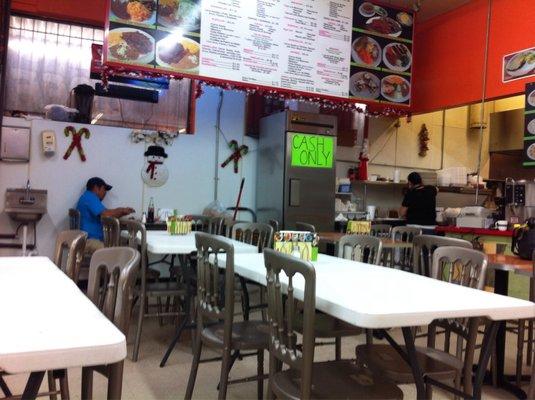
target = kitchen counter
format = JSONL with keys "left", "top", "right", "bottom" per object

{"left": 435, "top": 226, "right": 513, "bottom": 237}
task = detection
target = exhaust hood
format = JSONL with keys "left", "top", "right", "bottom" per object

{"left": 489, "top": 108, "right": 524, "bottom": 153}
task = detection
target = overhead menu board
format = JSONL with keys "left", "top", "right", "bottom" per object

{"left": 104, "top": 0, "right": 413, "bottom": 107}
{"left": 523, "top": 82, "right": 535, "bottom": 167}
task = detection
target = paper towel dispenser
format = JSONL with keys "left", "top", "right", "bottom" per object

{"left": 0, "top": 126, "right": 30, "bottom": 162}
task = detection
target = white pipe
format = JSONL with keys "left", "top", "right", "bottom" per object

{"left": 21, "top": 225, "right": 27, "bottom": 257}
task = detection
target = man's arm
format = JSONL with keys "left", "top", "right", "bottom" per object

{"left": 398, "top": 206, "right": 408, "bottom": 218}
{"left": 102, "top": 207, "right": 135, "bottom": 218}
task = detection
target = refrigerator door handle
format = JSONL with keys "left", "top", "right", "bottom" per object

{"left": 289, "top": 179, "right": 300, "bottom": 207}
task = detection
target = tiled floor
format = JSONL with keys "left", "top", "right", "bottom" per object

{"left": 3, "top": 314, "right": 531, "bottom": 399}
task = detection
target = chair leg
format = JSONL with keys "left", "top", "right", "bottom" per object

{"left": 0, "top": 375, "right": 12, "bottom": 397}
{"left": 132, "top": 294, "right": 146, "bottom": 362}
{"left": 335, "top": 337, "right": 342, "bottom": 360}
{"left": 58, "top": 370, "right": 69, "bottom": 400}
{"left": 81, "top": 368, "right": 93, "bottom": 400}
{"left": 257, "top": 350, "right": 264, "bottom": 400}
{"left": 528, "top": 320, "right": 534, "bottom": 366}
{"left": 157, "top": 297, "right": 164, "bottom": 326}
{"left": 107, "top": 362, "right": 124, "bottom": 400}
{"left": 218, "top": 348, "right": 232, "bottom": 400}
{"left": 47, "top": 371, "right": 58, "bottom": 400}
{"left": 517, "top": 319, "right": 526, "bottom": 385}
{"left": 185, "top": 338, "right": 203, "bottom": 400}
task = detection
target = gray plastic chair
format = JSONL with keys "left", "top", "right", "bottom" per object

{"left": 68, "top": 208, "right": 80, "bottom": 230}
{"left": 263, "top": 248, "right": 403, "bottom": 400}
{"left": 338, "top": 234, "right": 383, "bottom": 265}
{"left": 185, "top": 233, "right": 268, "bottom": 400}
{"left": 390, "top": 226, "right": 422, "bottom": 270}
{"left": 81, "top": 247, "right": 140, "bottom": 400}
{"left": 295, "top": 222, "right": 316, "bottom": 232}
{"left": 268, "top": 219, "right": 279, "bottom": 233}
{"left": 370, "top": 223, "right": 392, "bottom": 238}
{"left": 357, "top": 246, "right": 488, "bottom": 398}
{"left": 412, "top": 234, "right": 472, "bottom": 277}
{"left": 189, "top": 215, "right": 221, "bottom": 234}
{"left": 101, "top": 216, "right": 120, "bottom": 247}
{"left": 231, "top": 222, "right": 274, "bottom": 251}
{"left": 53, "top": 230, "right": 87, "bottom": 283}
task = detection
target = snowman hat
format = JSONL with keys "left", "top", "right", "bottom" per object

{"left": 144, "top": 145, "right": 168, "bottom": 158}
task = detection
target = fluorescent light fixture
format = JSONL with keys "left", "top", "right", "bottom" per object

{"left": 91, "top": 113, "right": 104, "bottom": 124}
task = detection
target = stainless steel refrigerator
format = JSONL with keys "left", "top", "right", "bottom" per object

{"left": 256, "top": 111, "right": 337, "bottom": 231}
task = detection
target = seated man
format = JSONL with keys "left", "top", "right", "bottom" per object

{"left": 77, "top": 177, "right": 135, "bottom": 253}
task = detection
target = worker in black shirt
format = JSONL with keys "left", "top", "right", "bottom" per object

{"left": 399, "top": 172, "right": 437, "bottom": 226}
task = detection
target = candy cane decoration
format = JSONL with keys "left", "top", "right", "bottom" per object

{"left": 63, "top": 126, "right": 90, "bottom": 162}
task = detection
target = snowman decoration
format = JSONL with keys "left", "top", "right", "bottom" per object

{"left": 141, "top": 145, "right": 169, "bottom": 187}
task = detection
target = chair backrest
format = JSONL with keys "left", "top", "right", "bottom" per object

{"left": 195, "top": 233, "right": 235, "bottom": 335}
{"left": 54, "top": 230, "right": 87, "bottom": 283}
{"left": 219, "top": 218, "right": 244, "bottom": 238}
{"left": 264, "top": 248, "right": 316, "bottom": 400}
{"left": 427, "top": 246, "right": 488, "bottom": 395}
{"left": 101, "top": 216, "right": 120, "bottom": 247}
{"left": 412, "top": 234, "right": 472, "bottom": 277}
{"left": 231, "top": 222, "right": 274, "bottom": 251}
{"left": 295, "top": 222, "right": 316, "bottom": 233}
{"left": 121, "top": 219, "right": 147, "bottom": 280}
{"left": 87, "top": 247, "right": 140, "bottom": 335}
{"left": 370, "top": 223, "right": 392, "bottom": 238}
{"left": 337, "top": 234, "right": 383, "bottom": 265}
{"left": 391, "top": 226, "right": 422, "bottom": 271}
{"left": 268, "top": 219, "right": 280, "bottom": 233}
{"left": 190, "top": 215, "right": 220, "bottom": 234}
{"left": 68, "top": 208, "right": 81, "bottom": 230}
{"left": 431, "top": 246, "right": 488, "bottom": 290}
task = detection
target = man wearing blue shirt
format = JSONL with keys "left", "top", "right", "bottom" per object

{"left": 77, "top": 177, "right": 134, "bottom": 253}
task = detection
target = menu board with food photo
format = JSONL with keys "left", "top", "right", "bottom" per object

{"left": 105, "top": 0, "right": 201, "bottom": 75}
{"left": 523, "top": 82, "right": 535, "bottom": 167}
{"left": 349, "top": 1, "right": 414, "bottom": 106}
{"left": 503, "top": 47, "right": 535, "bottom": 83}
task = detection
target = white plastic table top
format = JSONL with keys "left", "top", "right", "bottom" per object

{"left": 0, "top": 257, "right": 126, "bottom": 374}
{"left": 217, "top": 253, "right": 535, "bottom": 330}
{"left": 146, "top": 231, "right": 259, "bottom": 255}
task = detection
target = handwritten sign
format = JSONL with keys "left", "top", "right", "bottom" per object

{"left": 290, "top": 133, "right": 334, "bottom": 168}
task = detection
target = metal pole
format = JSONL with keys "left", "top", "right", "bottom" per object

{"left": 475, "top": 0, "right": 493, "bottom": 205}
{"left": 214, "top": 90, "right": 224, "bottom": 201}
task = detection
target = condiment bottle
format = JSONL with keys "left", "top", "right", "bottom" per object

{"left": 147, "top": 197, "right": 155, "bottom": 223}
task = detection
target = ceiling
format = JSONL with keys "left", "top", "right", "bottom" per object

{"left": 378, "top": 0, "right": 471, "bottom": 21}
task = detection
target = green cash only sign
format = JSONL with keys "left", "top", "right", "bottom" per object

{"left": 290, "top": 133, "right": 334, "bottom": 168}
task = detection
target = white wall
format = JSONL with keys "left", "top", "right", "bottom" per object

{"left": 0, "top": 87, "right": 257, "bottom": 258}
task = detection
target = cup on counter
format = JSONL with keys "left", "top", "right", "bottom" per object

{"left": 366, "top": 205, "right": 376, "bottom": 221}
{"left": 495, "top": 220, "right": 508, "bottom": 231}
{"left": 369, "top": 175, "right": 379, "bottom": 182}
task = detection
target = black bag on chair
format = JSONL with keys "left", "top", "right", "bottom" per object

{"left": 512, "top": 218, "right": 535, "bottom": 260}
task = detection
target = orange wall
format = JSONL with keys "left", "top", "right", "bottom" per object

{"left": 413, "top": 0, "right": 535, "bottom": 113}
{"left": 11, "top": 0, "right": 107, "bottom": 27}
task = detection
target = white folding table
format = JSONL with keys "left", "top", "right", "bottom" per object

{"left": 217, "top": 252, "right": 535, "bottom": 399}
{"left": 0, "top": 257, "right": 126, "bottom": 399}
{"left": 147, "top": 231, "right": 260, "bottom": 367}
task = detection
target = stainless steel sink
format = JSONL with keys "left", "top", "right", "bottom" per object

{"left": 5, "top": 188, "right": 47, "bottom": 223}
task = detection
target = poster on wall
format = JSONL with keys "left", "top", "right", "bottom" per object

{"left": 503, "top": 47, "right": 535, "bottom": 83}
{"left": 523, "top": 82, "right": 535, "bottom": 167}
{"left": 104, "top": 0, "right": 413, "bottom": 108}
{"left": 349, "top": 1, "right": 414, "bottom": 106}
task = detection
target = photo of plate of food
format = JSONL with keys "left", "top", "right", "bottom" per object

{"left": 383, "top": 43, "right": 412, "bottom": 72}
{"left": 158, "top": 0, "right": 201, "bottom": 31}
{"left": 527, "top": 119, "right": 535, "bottom": 135}
{"left": 107, "top": 28, "right": 155, "bottom": 64}
{"left": 110, "top": 0, "right": 156, "bottom": 25}
{"left": 527, "top": 143, "right": 535, "bottom": 160}
{"left": 505, "top": 50, "right": 535, "bottom": 78}
{"left": 349, "top": 71, "right": 380, "bottom": 99}
{"left": 381, "top": 75, "right": 410, "bottom": 103}
{"left": 156, "top": 36, "right": 200, "bottom": 72}
{"left": 352, "top": 36, "right": 381, "bottom": 67}
{"left": 366, "top": 16, "right": 402, "bottom": 37}
{"left": 396, "top": 12, "right": 413, "bottom": 27}
{"left": 359, "top": 2, "right": 376, "bottom": 17}
{"left": 528, "top": 90, "right": 535, "bottom": 107}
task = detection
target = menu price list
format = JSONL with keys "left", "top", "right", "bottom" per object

{"left": 523, "top": 82, "right": 535, "bottom": 167}
{"left": 348, "top": 0, "right": 414, "bottom": 105}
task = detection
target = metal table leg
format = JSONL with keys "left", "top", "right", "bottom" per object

{"left": 401, "top": 327, "right": 427, "bottom": 399}
{"left": 21, "top": 371, "right": 45, "bottom": 400}
{"left": 107, "top": 361, "right": 124, "bottom": 400}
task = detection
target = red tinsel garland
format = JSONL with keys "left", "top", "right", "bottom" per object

{"left": 102, "top": 65, "right": 411, "bottom": 118}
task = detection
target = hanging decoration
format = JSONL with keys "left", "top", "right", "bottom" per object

{"left": 141, "top": 145, "right": 169, "bottom": 187}
{"left": 101, "top": 66, "right": 411, "bottom": 117}
{"left": 418, "top": 124, "right": 430, "bottom": 157}
{"left": 131, "top": 129, "right": 180, "bottom": 146}
{"left": 221, "top": 140, "right": 249, "bottom": 174}
{"left": 63, "top": 126, "right": 90, "bottom": 162}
